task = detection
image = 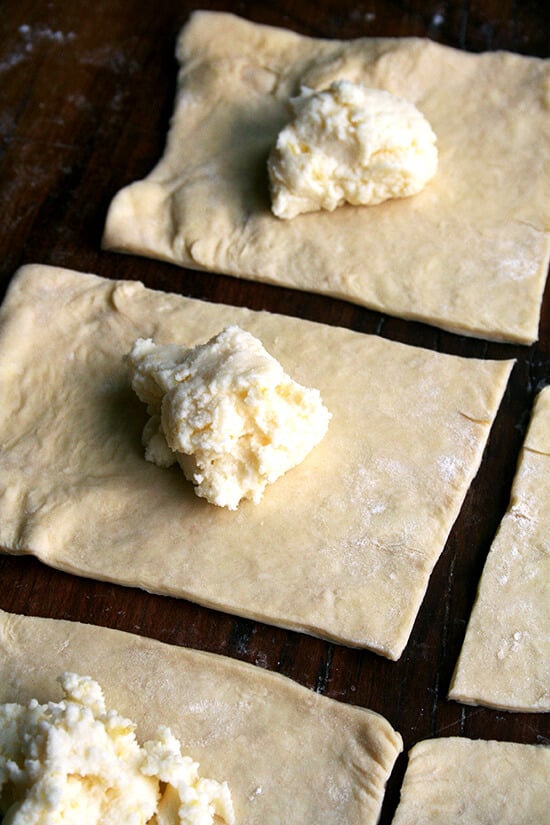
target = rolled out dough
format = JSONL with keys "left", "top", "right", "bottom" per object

{"left": 102, "top": 11, "right": 550, "bottom": 344}
{"left": 0, "top": 609, "right": 402, "bottom": 825}
{"left": 449, "top": 387, "right": 550, "bottom": 712}
{"left": 391, "top": 737, "right": 550, "bottom": 825}
{"left": 0, "top": 265, "right": 513, "bottom": 658}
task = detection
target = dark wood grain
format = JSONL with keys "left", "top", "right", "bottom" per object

{"left": 0, "top": 2, "right": 548, "bottom": 822}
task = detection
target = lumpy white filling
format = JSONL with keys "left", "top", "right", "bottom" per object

{"left": 128, "top": 325, "right": 331, "bottom": 510}
{"left": 268, "top": 80, "right": 438, "bottom": 219}
{"left": 0, "top": 673, "right": 234, "bottom": 825}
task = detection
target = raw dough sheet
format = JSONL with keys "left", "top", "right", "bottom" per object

{"left": 391, "top": 737, "right": 550, "bottom": 825}
{"left": 102, "top": 11, "right": 550, "bottom": 344}
{"left": 0, "top": 609, "right": 402, "bottom": 825}
{"left": 449, "top": 387, "right": 550, "bottom": 712}
{"left": 0, "top": 265, "right": 513, "bottom": 658}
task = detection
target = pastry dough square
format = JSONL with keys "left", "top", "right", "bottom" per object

{"left": 392, "top": 737, "right": 550, "bottom": 825}
{"left": 102, "top": 11, "right": 550, "bottom": 344}
{"left": 0, "top": 265, "right": 513, "bottom": 658}
{"left": 0, "top": 609, "right": 402, "bottom": 825}
{"left": 449, "top": 387, "right": 550, "bottom": 711}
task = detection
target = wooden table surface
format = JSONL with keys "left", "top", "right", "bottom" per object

{"left": 0, "top": 1, "right": 548, "bottom": 821}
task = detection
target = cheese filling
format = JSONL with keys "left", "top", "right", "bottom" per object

{"left": 268, "top": 80, "right": 438, "bottom": 219}
{"left": 0, "top": 673, "right": 234, "bottom": 825}
{"left": 128, "top": 325, "right": 331, "bottom": 510}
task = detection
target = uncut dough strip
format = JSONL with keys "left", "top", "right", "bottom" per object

{"left": 0, "top": 265, "right": 513, "bottom": 658}
{"left": 103, "top": 11, "right": 550, "bottom": 343}
{"left": 391, "top": 737, "right": 550, "bottom": 825}
{"left": 449, "top": 386, "right": 550, "bottom": 711}
{"left": 0, "top": 609, "right": 402, "bottom": 825}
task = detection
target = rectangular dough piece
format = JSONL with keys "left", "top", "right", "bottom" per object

{"left": 102, "top": 11, "right": 550, "bottom": 344}
{"left": 0, "top": 609, "right": 402, "bottom": 825}
{"left": 0, "top": 265, "right": 513, "bottom": 658}
{"left": 449, "top": 387, "right": 550, "bottom": 712}
{"left": 391, "top": 737, "right": 550, "bottom": 825}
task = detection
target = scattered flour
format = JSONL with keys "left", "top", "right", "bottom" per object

{"left": 0, "top": 24, "right": 76, "bottom": 73}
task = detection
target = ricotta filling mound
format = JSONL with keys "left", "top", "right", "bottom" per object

{"left": 128, "top": 325, "right": 331, "bottom": 510}
{"left": 0, "top": 673, "right": 234, "bottom": 825}
{"left": 268, "top": 80, "right": 438, "bottom": 219}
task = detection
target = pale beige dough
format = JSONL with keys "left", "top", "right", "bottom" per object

{"left": 0, "top": 265, "right": 513, "bottom": 658}
{"left": 0, "top": 609, "right": 402, "bottom": 825}
{"left": 102, "top": 11, "right": 550, "bottom": 344}
{"left": 391, "top": 737, "right": 550, "bottom": 825}
{"left": 449, "top": 387, "right": 550, "bottom": 712}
